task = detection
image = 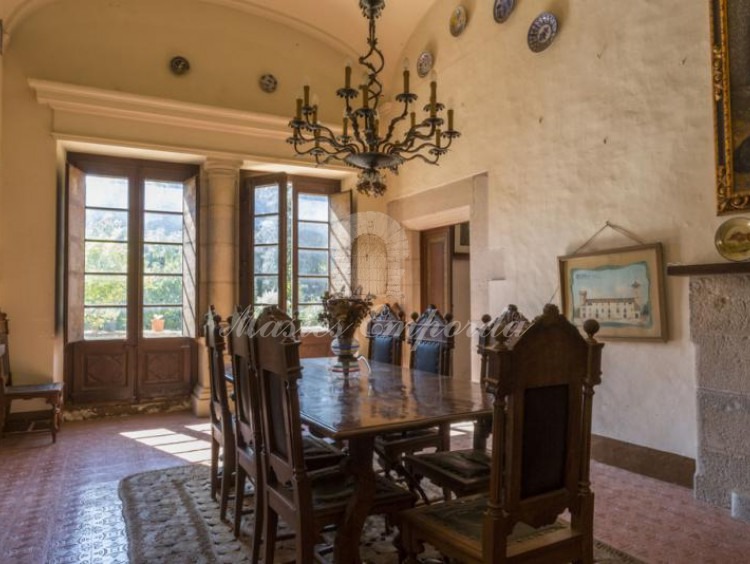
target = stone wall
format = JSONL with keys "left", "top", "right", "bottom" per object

{"left": 691, "top": 274, "right": 750, "bottom": 510}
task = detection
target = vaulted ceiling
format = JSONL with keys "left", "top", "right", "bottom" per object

{"left": 4, "top": 0, "right": 439, "bottom": 65}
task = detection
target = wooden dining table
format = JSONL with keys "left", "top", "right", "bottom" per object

{"left": 297, "top": 357, "right": 493, "bottom": 563}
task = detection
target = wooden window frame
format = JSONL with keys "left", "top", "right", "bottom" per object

{"left": 65, "top": 152, "right": 200, "bottom": 343}
{"left": 239, "top": 173, "right": 342, "bottom": 324}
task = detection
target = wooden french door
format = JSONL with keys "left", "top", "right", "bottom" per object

{"left": 239, "top": 173, "right": 350, "bottom": 357}
{"left": 420, "top": 226, "right": 453, "bottom": 314}
{"left": 65, "top": 154, "right": 198, "bottom": 404}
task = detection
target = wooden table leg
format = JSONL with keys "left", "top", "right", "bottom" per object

{"left": 334, "top": 434, "right": 376, "bottom": 564}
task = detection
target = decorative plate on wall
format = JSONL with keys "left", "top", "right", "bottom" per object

{"left": 259, "top": 73, "right": 278, "bottom": 93}
{"left": 416, "top": 51, "right": 434, "bottom": 78}
{"left": 715, "top": 217, "right": 750, "bottom": 261}
{"left": 450, "top": 6, "right": 468, "bottom": 37}
{"left": 528, "top": 12, "right": 559, "bottom": 53}
{"left": 493, "top": 0, "right": 516, "bottom": 23}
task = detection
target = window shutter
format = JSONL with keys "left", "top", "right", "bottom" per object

{"left": 66, "top": 163, "right": 86, "bottom": 343}
{"left": 329, "top": 191, "right": 352, "bottom": 295}
{"left": 182, "top": 175, "right": 198, "bottom": 338}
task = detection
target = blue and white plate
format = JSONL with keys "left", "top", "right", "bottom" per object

{"left": 493, "top": 0, "right": 515, "bottom": 23}
{"left": 528, "top": 12, "right": 558, "bottom": 53}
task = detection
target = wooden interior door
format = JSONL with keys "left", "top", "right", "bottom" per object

{"left": 420, "top": 226, "right": 453, "bottom": 314}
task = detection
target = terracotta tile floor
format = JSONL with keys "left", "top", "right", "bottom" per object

{"left": 0, "top": 412, "right": 748, "bottom": 563}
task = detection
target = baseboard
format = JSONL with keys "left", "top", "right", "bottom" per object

{"left": 63, "top": 398, "right": 191, "bottom": 421}
{"left": 591, "top": 434, "right": 695, "bottom": 489}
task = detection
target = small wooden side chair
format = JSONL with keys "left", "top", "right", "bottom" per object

{"left": 254, "top": 306, "right": 416, "bottom": 563}
{"left": 205, "top": 306, "right": 236, "bottom": 522}
{"left": 0, "top": 310, "right": 64, "bottom": 443}
{"left": 400, "top": 304, "right": 604, "bottom": 564}
{"left": 404, "top": 305, "right": 530, "bottom": 498}
{"left": 365, "top": 303, "right": 406, "bottom": 366}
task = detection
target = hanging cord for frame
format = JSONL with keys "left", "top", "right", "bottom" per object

{"left": 546, "top": 221, "right": 648, "bottom": 306}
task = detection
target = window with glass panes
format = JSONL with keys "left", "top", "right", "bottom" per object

{"left": 68, "top": 154, "right": 198, "bottom": 342}
{"left": 83, "top": 175, "right": 130, "bottom": 339}
{"left": 240, "top": 174, "right": 349, "bottom": 329}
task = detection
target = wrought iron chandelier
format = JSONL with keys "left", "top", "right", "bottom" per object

{"left": 287, "top": 0, "right": 460, "bottom": 197}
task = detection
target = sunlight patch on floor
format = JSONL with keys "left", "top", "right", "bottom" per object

{"left": 120, "top": 428, "right": 176, "bottom": 439}
{"left": 184, "top": 422, "right": 212, "bottom": 435}
{"left": 120, "top": 427, "right": 211, "bottom": 464}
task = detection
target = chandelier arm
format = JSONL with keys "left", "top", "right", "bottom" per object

{"left": 397, "top": 141, "right": 442, "bottom": 156}
{"left": 399, "top": 152, "right": 440, "bottom": 165}
{"left": 395, "top": 123, "right": 438, "bottom": 152}
{"left": 380, "top": 104, "right": 411, "bottom": 150}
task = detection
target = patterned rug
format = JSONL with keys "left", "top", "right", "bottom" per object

{"left": 119, "top": 465, "right": 644, "bottom": 563}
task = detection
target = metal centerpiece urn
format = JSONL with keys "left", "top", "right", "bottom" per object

{"left": 319, "top": 289, "right": 373, "bottom": 378}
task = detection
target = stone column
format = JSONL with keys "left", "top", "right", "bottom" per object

{"left": 192, "top": 159, "right": 241, "bottom": 416}
{"left": 691, "top": 274, "right": 750, "bottom": 520}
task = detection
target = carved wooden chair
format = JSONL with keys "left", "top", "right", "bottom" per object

{"left": 226, "top": 305, "right": 265, "bottom": 560}
{"left": 254, "top": 306, "right": 416, "bottom": 563}
{"left": 375, "top": 305, "right": 455, "bottom": 476}
{"left": 227, "top": 306, "right": 345, "bottom": 557}
{"left": 205, "top": 306, "right": 236, "bottom": 522}
{"left": 0, "top": 310, "right": 64, "bottom": 443}
{"left": 400, "top": 304, "right": 604, "bottom": 564}
{"left": 365, "top": 303, "right": 406, "bottom": 366}
{"left": 404, "top": 305, "right": 530, "bottom": 498}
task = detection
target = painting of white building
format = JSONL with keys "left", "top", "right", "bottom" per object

{"left": 570, "top": 262, "right": 652, "bottom": 328}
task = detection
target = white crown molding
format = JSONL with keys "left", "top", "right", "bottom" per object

{"left": 51, "top": 133, "right": 353, "bottom": 179}
{"left": 29, "top": 78, "right": 295, "bottom": 142}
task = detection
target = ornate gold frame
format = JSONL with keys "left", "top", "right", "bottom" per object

{"left": 711, "top": 0, "right": 750, "bottom": 214}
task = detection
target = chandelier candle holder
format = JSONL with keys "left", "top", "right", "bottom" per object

{"left": 287, "top": 0, "right": 460, "bottom": 197}
{"left": 319, "top": 289, "right": 374, "bottom": 378}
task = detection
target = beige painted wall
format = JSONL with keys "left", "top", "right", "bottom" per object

{"left": 384, "top": 0, "right": 723, "bottom": 458}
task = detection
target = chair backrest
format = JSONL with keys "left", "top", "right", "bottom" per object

{"left": 0, "top": 310, "right": 11, "bottom": 387}
{"left": 408, "top": 305, "right": 454, "bottom": 376}
{"left": 254, "top": 306, "right": 313, "bottom": 513}
{"left": 482, "top": 304, "right": 603, "bottom": 560}
{"left": 477, "top": 304, "right": 530, "bottom": 388}
{"left": 227, "top": 305, "right": 262, "bottom": 454}
{"left": 204, "top": 307, "right": 232, "bottom": 435}
{"left": 366, "top": 303, "right": 406, "bottom": 366}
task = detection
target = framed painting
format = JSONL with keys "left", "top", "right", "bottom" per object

{"left": 454, "top": 222, "right": 470, "bottom": 254}
{"left": 558, "top": 243, "right": 668, "bottom": 341}
{"left": 711, "top": 0, "right": 750, "bottom": 214}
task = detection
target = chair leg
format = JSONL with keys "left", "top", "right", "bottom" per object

{"left": 234, "top": 465, "right": 246, "bottom": 537}
{"left": 400, "top": 525, "right": 424, "bottom": 564}
{"left": 263, "top": 506, "right": 278, "bottom": 564}
{"left": 251, "top": 477, "right": 264, "bottom": 564}
{"left": 210, "top": 438, "right": 219, "bottom": 501}
{"left": 296, "top": 520, "right": 317, "bottom": 564}
{"left": 220, "top": 453, "right": 232, "bottom": 521}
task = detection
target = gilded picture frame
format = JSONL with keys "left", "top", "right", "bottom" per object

{"left": 558, "top": 243, "right": 668, "bottom": 341}
{"left": 711, "top": 0, "right": 750, "bottom": 214}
